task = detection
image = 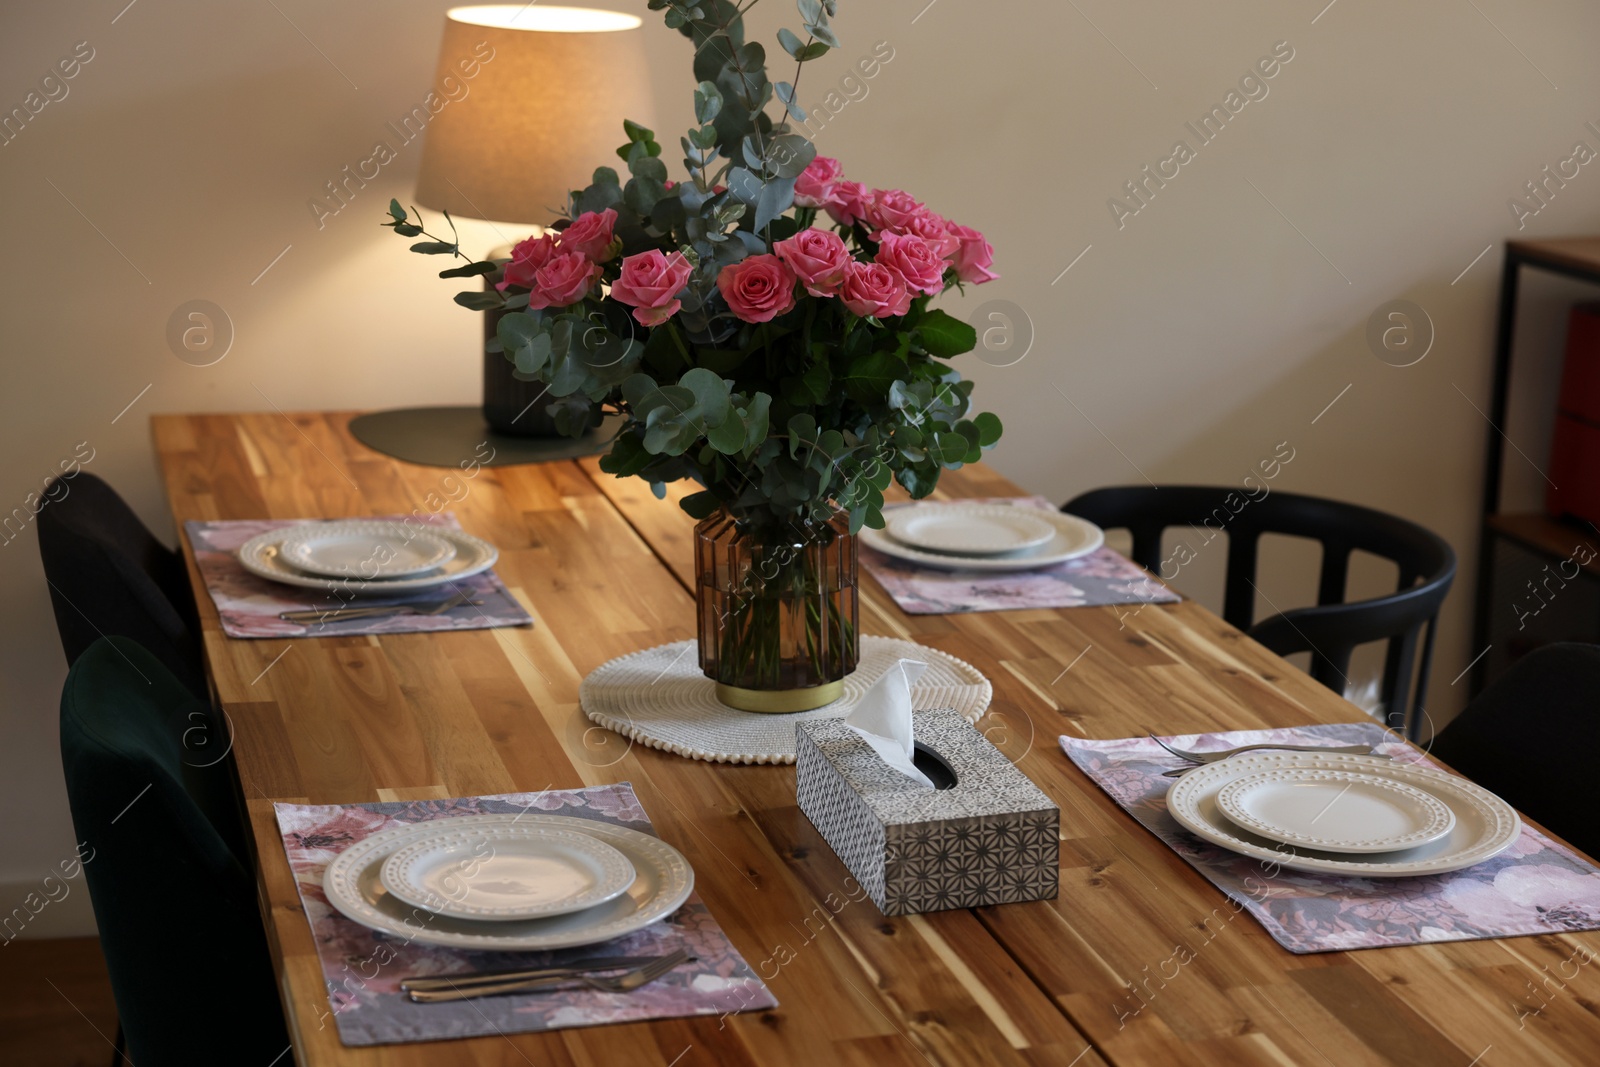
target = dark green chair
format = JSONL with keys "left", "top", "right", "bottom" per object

{"left": 60, "top": 636, "right": 288, "bottom": 1065}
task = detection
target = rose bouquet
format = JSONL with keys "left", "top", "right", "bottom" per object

{"left": 388, "top": 0, "right": 1001, "bottom": 705}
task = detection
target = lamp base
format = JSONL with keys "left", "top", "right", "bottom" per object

{"left": 348, "top": 406, "right": 622, "bottom": 468}
{"left": 482, "top": 347, "right": 603, "bottom": 437}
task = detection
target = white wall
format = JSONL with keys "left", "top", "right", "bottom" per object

{"left": 3, "top": 0, "right": 1598, "bottom": 934}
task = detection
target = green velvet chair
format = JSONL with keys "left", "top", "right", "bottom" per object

{"left": 60, "top": 636, "right": 288, "bottom": 1065}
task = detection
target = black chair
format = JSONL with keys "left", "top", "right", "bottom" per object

{"left": 1064, "top": 486, "right": 1456, "bottom": 738}
{"left": 37, "top": 471, "right": 207, "bottom": 700}
{"left": 61, "top": 636, "right": 288, "bottom": 1064}
{"left": 1430, "top": 643, "right": 1600, "bottom": 861}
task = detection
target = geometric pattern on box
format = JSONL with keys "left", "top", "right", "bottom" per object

{"left": 797, "top": 708, "right": 1059, "bottom": 916}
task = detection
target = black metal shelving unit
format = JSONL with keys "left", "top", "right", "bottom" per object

{"left": 1471, "top": 237, "right": 1600, "bottom": 694}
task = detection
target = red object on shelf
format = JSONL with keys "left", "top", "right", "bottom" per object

{"left": 1547, "top": 302, "right": 1600, "bottom": 523}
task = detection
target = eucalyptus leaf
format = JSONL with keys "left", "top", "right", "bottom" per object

{"left": 754, "top": 177, "right": 796, "bottom": 232}
{"left": 454, "top": 291, "right": 504, "bottom": 310}
{"left": 438, "top": 261, "right": 496, "bottom": 279}
{"left": 774, "top": 81, "right": 807, "bottom": 122}
{"left": 973, "top": 411, "right": 1003, "bottom": 446}
{"left": 776, "top": 26, "right": 807, "bottom": 59}
{"left": 680, "top": 366, "right": 732, "bottom": 427}
{"left": 694, "top": 81, "right": 723, "bottom": 124}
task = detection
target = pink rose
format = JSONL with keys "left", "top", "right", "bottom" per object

{"left": 497, "top": 232, "right": 559, "bottom": 291}
{"left": 825, "top": 180, "right": 870, "bottom": 228}
{"left": 773, "top": 228, "right": 852, "bottom": 297}
{"left": 558, "top": 208, "right": 618, "bottom": 262}
{"left": 865, "top": 189, "right": 925, "bottom": 237}
{"left": 840, "top": 260, "right": 911, "bottom": 319}
{"left": 907, "top": 210, "right": 960, "bottom": 260}
{"left": 610, "top": 249, "right": 693, "bottom": 326}
{"left": 874, "top": 231, "right": 947, "bottom": 296}
{"left": 717, "top": 254, "right": 797, "bottom": 323}
{"left": 526, "top": 250, "right": 601, "bottom": 310}
{"left": 947, "top": 223, "right": 999, "bottom": 284}
{"left": 794, "top": 156, "right": 844, "bottom": 208}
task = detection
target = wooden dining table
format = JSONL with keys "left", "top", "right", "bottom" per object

{"left": 153, "top": 410, "right": 1600, "bottom": 1067}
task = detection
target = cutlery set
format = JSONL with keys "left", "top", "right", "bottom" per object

{"left": 402, "top": 949, "right": 695, "bottom": 1003}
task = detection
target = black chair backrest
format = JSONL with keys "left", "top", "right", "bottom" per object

{"left": 1064, "top": 486, "right": 1456, "bottom": 737}
{"left": 36, "top": 471, "right": 206, "bottom": 699}
{"left": 1430, "top": 643, "right": 1600, "bottom": 862}
{"left": 60, "top": 636, "right": 287, "bottom": 1062}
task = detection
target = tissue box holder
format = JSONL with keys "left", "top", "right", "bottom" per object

{"left": 795, "top": 709, "right": 1059, "bottom": 916}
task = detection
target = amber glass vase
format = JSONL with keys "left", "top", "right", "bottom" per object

{"left": 694, "top": 509, "right": 859, "bottom": 712}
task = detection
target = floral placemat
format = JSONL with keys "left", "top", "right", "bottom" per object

{"left": 274, "top": 783, "right": 776, "bottom": 1047}
{"left": 1061, "top": 722, "right": 1600, "bottom": 954}
{"left": 862, "top": 497, "right": 1179, "bottom": 615}
{"left": 184, "top": 514, "right": 532, "bottom": 639}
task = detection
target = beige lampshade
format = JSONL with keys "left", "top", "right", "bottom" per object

{"left": 414, "top": 5, "right": 655, "bottom": 225}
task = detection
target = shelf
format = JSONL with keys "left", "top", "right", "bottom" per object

{"left": 1507, "top": 237, "right": 1600, "bottom": 284}
{"left": 1484, "top": 512, "right": 1600, "bottom": 579}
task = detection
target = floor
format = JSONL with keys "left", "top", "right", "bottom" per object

{"left": 0, "top": 937, "right": 119, "bottom": 1066}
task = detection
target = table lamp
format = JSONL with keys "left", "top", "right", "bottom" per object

{"left": 407, "top": 5, "right": 654, "bottom": 445}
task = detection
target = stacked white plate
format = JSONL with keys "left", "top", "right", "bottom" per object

{"left": 322, "top": 813, "right": 694, "bottom": 950}
{"left": 237, "top": 520, "right": 499, "bottom": 596}
{"left": 1166, "top": 752, "right": 1522, "bottom": 877}
{"left": 862, "top": 503, "right": 1104, "bottom": 572}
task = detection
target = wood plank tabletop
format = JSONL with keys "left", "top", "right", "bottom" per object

{"left": 154, "top": 411, "right": 1600, "bottom": 1067}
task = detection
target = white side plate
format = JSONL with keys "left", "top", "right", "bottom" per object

{"left": 1166, "top": 752, "right": 1521, "bottom": 877}
{"left": 278, "top": 521, "right": 457, "bottom": 579}
{"left": 322, "top": 814, "right": 694, "bottom": 951}
{"left": 885, "top": 504, "right": 1057, "bottom": 555}
{"left": 1215, "top": 768, "right": 1456, "bottom": 854}
{"left": 380, "top": 824, "right": 636, "bottom": 921}
{"left": 237, "top": 526, "right": 499, "bottom": 595}
{"left": 862, "top": 509, "right": 1104, "bottom": 572}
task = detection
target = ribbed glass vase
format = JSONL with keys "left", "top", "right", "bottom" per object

{"left": 694, "top": 509, "right": 859, "bottom": 712}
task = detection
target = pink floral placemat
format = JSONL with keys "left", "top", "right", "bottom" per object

{"left": 862, "top": 497, "right": 1179, "bottom": 615}
{"left": 1061, "top": 722, "right": 1600, "bottom": 954}
{"left": 184, "top": 514, "right": 532, "bottom": 639}
{"left": 274, "top": 783, "right": 776, "bottom": 1047}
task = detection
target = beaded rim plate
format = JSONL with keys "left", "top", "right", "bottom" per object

{"left": 322, "top": 814, "right": 693, "bottom": 950}
{"left": 1166, "top": 753, "right": 1520, "bottom": 877}
{"left": 379, "top": 824, "right": 637, "bottom": 921}
{"left": 885, "top": 504, "right": 1058, "bottom": 556}
{"left": 237, "top": 525, "right": 498, "bottom": 595}
{"left": 1215, "top": 768, "right": 1456, "bottom": 854}
{"left": 861, "top": 510, "right": 1104, "bottom": 572}
{"left": 277, "top": 520, "right": 457, "bottom": 579}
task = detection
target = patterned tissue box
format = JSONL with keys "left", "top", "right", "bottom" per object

{"left": 795, "top": 708, "right": 1059, "bottom": 916}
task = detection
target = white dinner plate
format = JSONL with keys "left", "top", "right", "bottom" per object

{"left": 380, "top": 824, "right": 637, "bottom": 921}
{"left": 1166, "top": 752, "right": 1521, "bottom": 877}
{"left": 1215, "top": 768, "right": 1456, "bottom": 854}
{"left": 278, "top": 521, "right": 457, "bottom": 579}
{"left": 861, "top": 509, "right": 1104, "bottom": 572}
{"left": 322, "top": 814, "right": 693, "bottom": 951}
{"left": 886, "top": 504, "right": 1057, "bottom": 556}
{"left": 237, "top": 524, "right": 499, "bottom": 595}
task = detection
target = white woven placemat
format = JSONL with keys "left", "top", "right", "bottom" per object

{"left": 580, "top": 636, "right": 993, "bottom": 765}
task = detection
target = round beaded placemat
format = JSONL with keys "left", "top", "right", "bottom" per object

{"left": 579, "top": 636, "right": 993, "bottom": 765}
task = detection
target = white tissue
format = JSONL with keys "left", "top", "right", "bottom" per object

{"left": 845, "top": 658, "right": 935, "bottom": 789}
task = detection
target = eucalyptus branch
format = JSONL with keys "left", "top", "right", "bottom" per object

{"left": 407, "top": 206, "right": 475, "bottom": 262}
